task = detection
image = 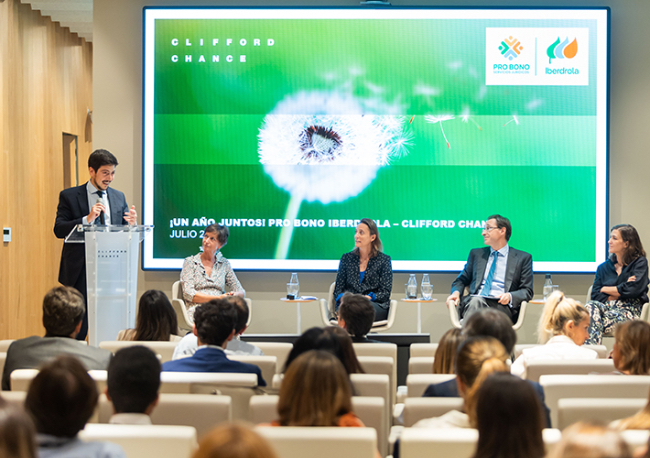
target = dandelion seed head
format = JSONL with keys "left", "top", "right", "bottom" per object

{"left": 424, "top": 114, "right": 455, "bottom": 124}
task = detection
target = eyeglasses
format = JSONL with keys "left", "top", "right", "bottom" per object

{"left": 483, "top": 226, "right": 499, "bottom": 232}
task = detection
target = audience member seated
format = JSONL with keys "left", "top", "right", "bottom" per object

{"left": 117, "top": 290, "right": 182, "bottom": 342}
{"left": 338, "top": 293, "right": 381, "bottom": 343}
{"left": 547, "top": 422, "right": 632, "bottom": 458}
{"left": 585, "top": 224, "right": 649, "bottom": 345}
{"left": 432, "top": 328, "right": 463, "bottom": 374}
{"left": 106, "top": 346, "right": 161, "bottom": 425}
{"left": 0, "top": 395, "right": 37, "bottom": 458}
{"left": 162, "top": 299, "right": 265, "bottom": 386}
{"left": 413, "top": 336, "right": 509, "bottom": 428}
{"left": 270, "top": 349, "right": 376, "bottom": 453}
{"left": 422, "top": 308, "right": 551, "bottom": 427}
{"left": 1, "top": 286, "right": 112, "bottom": 390}
{"left": 511, "top": 291, "right": 597, "bottom": 378}
{"left": 283, "top": 327, "right": 364, "bottom": 374}
{"left": 24, "top": 355, "right": 126, "bottom": 458}
{"left": 181, "top": 224, "right": 245, "bottom": 323}
{"left": 172, "top": 296, "right": 262, "bottom": 360}
{"left": 611, "top": 320, "right": 650, "bottom": 375}
{"left": 192, "top": 423, "right": 279, "bottom": 458}
{"left": 472, "top": 373, "right": 545, "bottom": 458}
{"left": 333, "top": 218, "right": 392, "bottom": 321}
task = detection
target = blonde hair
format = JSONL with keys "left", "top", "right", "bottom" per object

{"left": 192, "top": 423, "right": 278, "bottom": 458}
{"left": 615, "top": 385, "right": 650, "bottom": 430}
{"left": 546, "top": 422, "right": 631, "bottom": 458}
{"left": 615, "top": 320, "right": 650, "bottom": 375}
{"left": 278, "top": 350, "right": 353, "bottom": 426}
{"left": 455, "top": 336, "right": 509, "bottom": 427}
{"left": 432, "top": 328, "right": 463, "bottom": 374}
{"left": 537, "top": 291, "right": 589, "bottom": 344}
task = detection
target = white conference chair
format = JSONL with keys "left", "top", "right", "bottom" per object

{"left": 408, "top": 357, "right": 435, "bottom": 375}
{"left": 80, "top": 424, "right": 197, "bottom": 458}
{"left": 514, "top": 344, "right": 609, "bottom": 359}
{"left": 621, "top": 430, "right": 650, "bottom": 454}
{"left": 10, "top": 369, "right": 39, "bottom": 391}
{"left": 0, "top": 352, "right": 5, "bottom": 381}
{"left": 97, "top": 393, "right": 231, "bottom": 437}
{"left": 540, "top": 374, "right": 650, "bottom": 427}
{"left": 253, "top": 342, "right": 293, "bottom": 373}
{"left": 447, "top": 290, "right": 528, "bottom": 331}
{"left": 557, "top": 398, "right": 646, "bottom": 430}
{"left": 0, "top": 390, "right": 26, "bottom": 408}
{"left": 229, "top": 355, "right": 277, "bottom": 387}
{"left": 402, "top": 397, "right": 464, "bottom": 427}
{"left": 525, "top": 359, "right": 615, "bottom": 382}
{"left": 256, "top": 426, "right": 377, "bottom": 458}
{"left": 99, "top": 341, "right": 178, "bottom": 363}
{"left": 406, "top": 373, "right": 456, "bottom": 398}
{"left": 409, "top": 343, "right": 438, "bottom": 358}
{"left": 0, "top": 340, "right": 14, "bottom": 352}
{"left": 357, "top": 356, "right": 395, "bottom": 406}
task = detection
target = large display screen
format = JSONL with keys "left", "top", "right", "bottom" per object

{"left": 143, "top": 7, "right": 609, "bottom": 272}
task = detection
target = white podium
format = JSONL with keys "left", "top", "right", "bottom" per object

{"left": 65, "top": 224, "right": 153, "bottom": 346}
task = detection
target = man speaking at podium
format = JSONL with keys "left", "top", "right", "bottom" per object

{"left": 447, "top": 214, "right": 533, "bottom": 323}
{"left": 54, "top": 149, "right": 137, "bottom": 340}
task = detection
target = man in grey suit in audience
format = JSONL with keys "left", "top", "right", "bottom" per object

{"left": 447, "top": 214, "right": 533, "bottom": 323}
{"left": 1, "top": 286, "right": 112, "bottom": 390}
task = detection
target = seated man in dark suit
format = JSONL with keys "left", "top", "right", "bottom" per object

{"left": 1, "top": 286, "right": 112, "bottom": 390}
{"left": 447, "top": 214, "right": 533, "bottom": 323}
{"left": 162, "top": 299, "right": 266, "bottom": 386}
{"left": 423, "top": 308, "right": 551, "bottom": 427}
{"left": 338, "top": 293, "right": 382, "bottom": 343}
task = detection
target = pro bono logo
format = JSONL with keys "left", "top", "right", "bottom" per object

{"left": 499, "top": 36, "right": 523, "bottom": 61}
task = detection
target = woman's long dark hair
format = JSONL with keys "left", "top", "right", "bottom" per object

{"left": 611, "top": 224, "right": 646, "bottom": 266}
{"left": 134, "top": 290, "right": 179, "bottom": 341}
{"left": 472, "top": 373, "right": 545, "bottom": 458}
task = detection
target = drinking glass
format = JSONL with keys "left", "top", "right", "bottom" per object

{"left": 421, "top": 284, "right": 433, "bottom": 300}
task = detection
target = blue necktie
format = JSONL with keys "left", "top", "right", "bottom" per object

{"left": 480, "top": 251, "right": 498, "bottom": 297}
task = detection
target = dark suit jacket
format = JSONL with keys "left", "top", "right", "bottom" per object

{"left": 53, "top": 183, "right": 129, "bottom": 286}
{"left": 422, "top": 378, "right": 551, "bottom": 427}
{"left": 451, "top": 246, "right": 533, "bottom": 311}
{"left": 1, "top": 336, "right": 112, "bottom": 390}
{"left": 162, "top": 347, "right": 266, "bottom": 387}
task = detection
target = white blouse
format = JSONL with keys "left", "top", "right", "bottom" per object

{"left": 511, "top": 335, "right": 598, "bottom": 378}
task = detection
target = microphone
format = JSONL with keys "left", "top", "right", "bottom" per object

{"left": 96, "top": 191, "right": 105, "bottom": 225}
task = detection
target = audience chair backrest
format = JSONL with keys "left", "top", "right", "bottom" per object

{"left": 272, "top": 373, "right": 283, "bottom": 390}
{"left": 540, "top": 374, "right": 650, "bottom": 428}
{"left": 402, "top": 397, "right": 464, "bottom": 427}
{"left": 171, "top": 281, "right": 193, "bottom": 332}
{"left": 409, "top": 343, "right": 438, "bottom": 358}
{"left": 249, "top": 395, "right": 279, "bottom": 424}
{"left": 99, "top": 341, "right": 178, "bottom": 363}
{"left": 525, "top": 359, "right": 616, "bottom": 382}
{"left": 228, "top": 355, "right": 276, "bottom": 386}
{"left": 353, "top": 343, "right": 397, "bottom": 364}
{"left": 98, "top": 393, "right": 231, "bottom": 437}
{"left": 406, "top": 373, "right": 456, "bottom": 398}
{"left": 256, "top": 426, "right": 377, "bottom": 458}
{"left": 621, "top": 430, "right": 650, "bottom": 455}
{"left": 80, "top": 424, "right": 198, "bottom": 458}
{"left": 0, "top": 352, "right": 5, "bottom": 380}
{"left": 88, "top": 369, "right": 108, "bottom": 394}
{"left": 0, "top": 391, "right": 26, "bottom": 409}
{"left": 557, "top": 398, "right": 646, "bottom": 430}
{"left": 409, "top": 357, "right": 435, "bottom": 375}
{"left": 357, "top": 356, "right": 395, "bottom": 406}
{"left": 9, "top": 369, "right": 39, "bottom": 392}
{"left": 514, "top": 344, "right": 609, "bottom": 359}
{"left": 0, "top": 340, "right": 14, "bottom": 353}
{"left": 253, "top": 342, "right": 293, "bottom": 373}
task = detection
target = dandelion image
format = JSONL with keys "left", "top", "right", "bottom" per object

{"left": 258, "top": 90, "right": 411, "bottom": 259}
{"left": 424, "top": 114, "right": 455, "bottom": 149}
{"left": 503, "top": 115, "right": 520, "bottom": 127}
{"left": 460, "top": 107, "right": 482, "bottom": 131}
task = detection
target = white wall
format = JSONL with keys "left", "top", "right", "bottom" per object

{"left": 93, "top": 0, "right": 650, "bottom": 342}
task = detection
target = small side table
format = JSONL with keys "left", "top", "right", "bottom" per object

{"left": 280, "top": 297, "right": 319, "bottom": 334}
{"left": 528, "top": 299, "right": 545, "bottom": 305}
{"left": 400, "top": 298, "right": 438, "bottom": 333}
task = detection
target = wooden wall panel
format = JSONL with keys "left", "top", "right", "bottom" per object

{"left": 0, "top": 0, "right": 93, "bottom": 339}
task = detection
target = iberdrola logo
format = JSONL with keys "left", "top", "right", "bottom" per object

{"left": 547, "top": 37, "right": 578, "bottom": 64}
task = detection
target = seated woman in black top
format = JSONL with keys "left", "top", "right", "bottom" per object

{"left": 586, "top": 224, "right": 649, "bottom": 345}
{"left": 333, "top": 218, "right": 392, "bottom": 321}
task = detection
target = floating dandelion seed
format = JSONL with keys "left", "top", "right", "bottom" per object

{"left": 425, "top": 114, "right": 455, "bottom": 149}
{"left": 409, "top": 115, "right": 415, "bottom": 124}
{"left": 460, "top": 107, "right": 483, "bottom": 131}
{"left": 503, "top": 115, "right": 520, "bottom": 127}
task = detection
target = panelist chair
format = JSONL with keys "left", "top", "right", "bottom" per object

{"left": 447, "top": 287, "right": 527, "bottom": 331}
{"left": 320, "top": 282, "right": 398, "bottom": 332}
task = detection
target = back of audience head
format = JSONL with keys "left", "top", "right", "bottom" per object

{"left": 613, "top": 320, "right": 650, "bottom": 375}
{"left": 473, "top": 373, "right": 545, "bottom": 458}
{"left": 284, "top": 327, "right": 364, "bottom": 374}
{"left": 433, "top": 328, "right": 463, "bottom": 374}
{"left": 24, "top": 355, "right": 98, "bottom": 438}
{"left": 547, "top": 422, "right": 631, "bottom": 458}
{"left": 135, "top": 290, "right": 179, "bottom": 341}
{"left": 42, "top": 286, "right": 85, "bottom": 338}
{"left": 455, "top": 336, "right": 509, "bottom": 426}
{"left": 462, "top": 308, "right": 517, "bottom": 354}
{"left": 192, "top": 423, "right": 278, "bottom": 458}
{"left": 538, "top": 291, "right": 590, "bottom": 345}
{"left": 226, "top": 295, "right": 250, "bottom": 335}
{"left": 0, "top": 396, "right": 37, "bottom": 458}
{"left": 107, "top": 346, "right": 161, "bottom": 415}
{"left": 338, "top": 293, "right": 375, "bottom": 338}
{"left": 278, "top": 350, "right": 353, "bottom": 426}
{"left": 194, "top": 299, "right": 237, "bottom": 347}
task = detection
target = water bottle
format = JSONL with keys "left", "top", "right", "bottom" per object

{"left": 421, "top": 274, "right": 433, "bottom": 300}
{"left": 406, "top": 274, "right": 418, "bottom": 299}
{"left": 543, "top": 273, "right": 553, "bottom": 300}
{"left": 287, "top": 272, "right": 300, "bottom": 300}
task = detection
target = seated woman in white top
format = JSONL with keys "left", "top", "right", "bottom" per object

{"left": 511, "top": 291, "right": 597, "bottom": 379}
{"left": 413, "top": 336, "right": 509, "bottom": 429}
